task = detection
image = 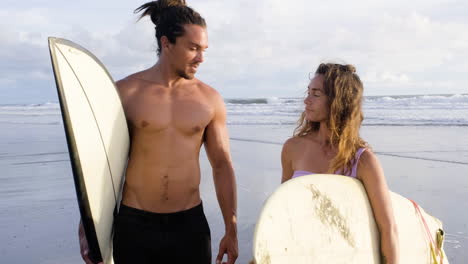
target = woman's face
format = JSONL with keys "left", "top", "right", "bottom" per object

{"left": 304, "top": 74, "right": 329, "bottom": 122}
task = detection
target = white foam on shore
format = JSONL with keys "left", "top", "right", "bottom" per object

{"left": 2, "top": 95, "right": 468, "bottom": 126}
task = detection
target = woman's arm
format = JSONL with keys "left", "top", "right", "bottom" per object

{"left": 281, "top": 138, "right": 294, "bottom": 183}
{"left": 358, "top": 150, "right": 399, "bottom": 264}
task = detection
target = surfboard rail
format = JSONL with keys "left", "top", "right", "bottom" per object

{"left": 48, "top": 37, "right": 129, "bottom": 264}
{"left": 253, "top": 174, "right": 449, "bottom": 264}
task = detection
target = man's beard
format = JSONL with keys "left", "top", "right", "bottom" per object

{"left": 176, "top": 69, "right": 194, "bottom": 80}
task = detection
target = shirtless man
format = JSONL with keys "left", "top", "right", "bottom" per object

{"left": 79, "top": 1, "right": 238, "bottom": 263}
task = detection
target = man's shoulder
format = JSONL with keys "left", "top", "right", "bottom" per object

{"left": 115, "top": 73, "right": 147, "bottom": 98}
{"left": 193, "top": 78, "right": 223, "bottom": 103}
{"left": 194, "top": 78, "right": 219, "bottom": 95}
{"left": 116, "top": 73, "right": 142, "bottom": 89}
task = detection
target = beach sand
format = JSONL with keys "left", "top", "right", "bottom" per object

{"left": 1, "top": 122, "right": 467, "bottom": 263}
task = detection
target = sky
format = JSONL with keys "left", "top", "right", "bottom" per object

{"left": 1, "top": 0, "right": 468, "bottom": 104}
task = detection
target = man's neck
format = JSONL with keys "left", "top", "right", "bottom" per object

{"left": 147, "top": 57, "right": 186, "bottom": 88}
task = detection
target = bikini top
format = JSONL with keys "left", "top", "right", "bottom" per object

{"left": 291, "top": 148, "right": 367, "bottom": 179}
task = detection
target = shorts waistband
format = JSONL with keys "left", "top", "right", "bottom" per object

{"left": 118, "top": 202, "right": 204, "bottom": 219}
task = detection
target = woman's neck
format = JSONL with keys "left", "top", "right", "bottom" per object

{"left": 316, "top": 122, "right": 332, "bottom": 147}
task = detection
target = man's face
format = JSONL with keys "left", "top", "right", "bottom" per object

{"left": 166, "top": 24, "right": 208, "bottom": 80}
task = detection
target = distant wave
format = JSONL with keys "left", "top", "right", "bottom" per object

{"left": 361, "top": 123, "right": 468, "bottom": 127}
{"left": 224, "top": 94, "right": 468, "bottom": 105}
{"left": 364, "top": 94, "right": 468, "bottom": 105}
{"left": 227, "top": 121, "right": 468, "bottom": 126}
{"left": 0, "top": 121, "right": 61, "bottom": 125}
{"left": 223, "top": 94, "right": 468, "bottom": 127}
{"left": 225, "top": 98, "right": 269, "bottom": 104}
{"left": 230, "top": 137, "right": 468, "bottom": 165}
{"left": 12, "top": 159, "right": 69, "bottom": 165}
{"left": 3, "top": 94, "right": 466, "bottom": 107}
{"left": 2, "top": 94, "right": 468, "bottom": 127}
{"left": 0, "top": 102, "right": 60, "bottom": 110}
{"left": 225, "top": 97, "right": 282, "bottom": 105}
{"left": 228, "top": 121, "right": 297, "bottom": 126}
{"left": 0, "top": 112, "right": 61, "bottom": 116}
{"left": 0, "top": 151, "right": 68, "bottom": 159}
{"left": 0, "top": 102, "right": 61, "bottom": 116}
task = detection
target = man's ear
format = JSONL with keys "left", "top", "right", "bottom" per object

{"left": 160, "top": 36, "right": 171, "bottom": 53}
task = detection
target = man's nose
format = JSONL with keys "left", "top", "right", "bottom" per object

{"left": 195, "top": 51, "right": 204, "bottom": 63}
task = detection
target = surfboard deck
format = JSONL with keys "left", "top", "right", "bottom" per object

{"left": 48, "top": 37, "right": 129, "bottom": 264}
{"left": 253, "top": 174, "right": 449, "bottom": 264}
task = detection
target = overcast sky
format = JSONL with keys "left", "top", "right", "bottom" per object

{"left": 1, "top": 0, "right": 468, "bottom": 104}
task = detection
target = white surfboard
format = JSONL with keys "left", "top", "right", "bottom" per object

{"left": 253, "top": 174, "right": 448, "bottom": 264}
{"left": 48, "top": 37, "right": 129, "bottom": 264}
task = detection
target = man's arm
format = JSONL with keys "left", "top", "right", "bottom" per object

{"left": 115, "top": 78, "right": 134, "bottom": 143}
{"left": 78, "top": 220, "right": 103, "bottom": 264}
{"left": 204, "top": 91, "right": 238, "bottom": 264}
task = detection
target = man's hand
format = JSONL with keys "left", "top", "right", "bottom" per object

{"left": 78, "top": 221, "right": 103, "bottom": 264}
{"left": 216, "top": 233, "right": 238, "bottom": 264}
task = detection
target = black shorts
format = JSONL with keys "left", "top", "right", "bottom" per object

{"left": 113, "top": 202, "right": 211, "bottom": 264}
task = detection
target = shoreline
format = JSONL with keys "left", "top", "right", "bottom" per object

{"left": 0, "top": 123, "right": 467, "bottom": 263}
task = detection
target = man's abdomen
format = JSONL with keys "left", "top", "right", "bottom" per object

{"left": 122, "top": 155, "right": 202, "bottom": 213}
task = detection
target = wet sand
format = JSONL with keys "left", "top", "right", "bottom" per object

{"left": 1, "top": 122, "right": 467, "bottom": 263}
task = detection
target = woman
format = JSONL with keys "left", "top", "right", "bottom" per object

{"left": 281, "top": 63, "right": 399, "bottom": 263}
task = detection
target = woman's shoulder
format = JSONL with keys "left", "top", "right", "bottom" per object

{"left": 359, "top": 148, "right": 377, "bottom": 163}
{"left": 283, "top": 135, "right": 311, "bottom": 149}
{"left": 357, "top": 148, "right": 384, "bottom": 178}
{"left": 282, "top": 135, "right": 317, "bottom": 159}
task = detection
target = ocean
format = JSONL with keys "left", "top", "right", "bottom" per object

{"left": 225, "top": 94, "right": 468, "bottom": 126}
{"left": 1, "top": 94, "right": 468, "bottom": 127}
{"left": 1, "top": 94, "right": 467, "bottom": 263}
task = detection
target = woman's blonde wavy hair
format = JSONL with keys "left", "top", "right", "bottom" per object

{"left": 294, "top": 63, "right": 369, "bottom": 175}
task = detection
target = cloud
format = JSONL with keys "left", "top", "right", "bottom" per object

{"left": 1, "top": 1, "right": 468, "bottom": 103}
{"left": 192, "top": 0, "right": 468, "bottom": 96}
{"left": 363, "top": 71, "right": 411, "bottom": 84}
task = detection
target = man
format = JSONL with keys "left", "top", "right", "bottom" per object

{"left": 79, "top": 1, "right": 238, "bottom": 263}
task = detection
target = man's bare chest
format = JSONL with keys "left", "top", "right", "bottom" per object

{"left": 125, "top": 95, "right": 214, "bottom": 136}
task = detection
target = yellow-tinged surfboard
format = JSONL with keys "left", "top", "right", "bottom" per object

{"left": 48, "top": 37, "right": 129, "bottom": 264}
{"left": 253, "top": 174, "right": 448, "bottom": 264}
